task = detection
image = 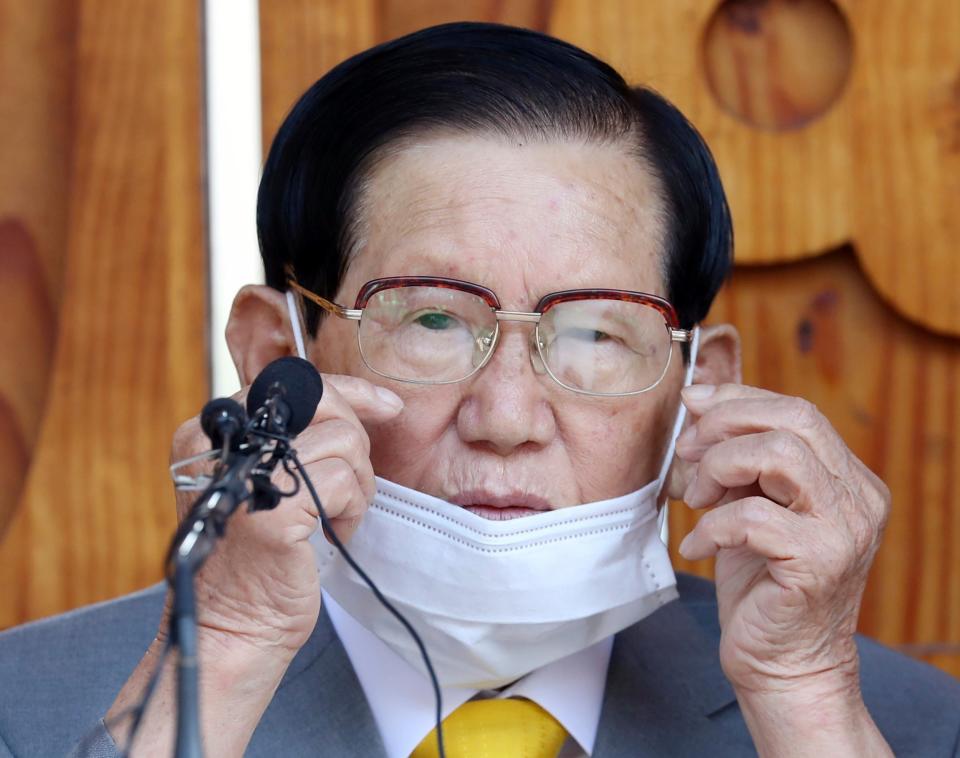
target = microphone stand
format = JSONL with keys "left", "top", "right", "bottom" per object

{"left": 170, "top": 560, "right": 200, "bottom": 758}
{"left": 165, "top": 405, "right": 290, "bottom": 758}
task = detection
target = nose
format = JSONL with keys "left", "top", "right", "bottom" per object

{"left": 456, "top": 327, "right": 557, "bottom": 456}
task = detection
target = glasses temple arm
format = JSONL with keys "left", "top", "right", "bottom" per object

{"left": 286, "top": 280, "right": 361, "bottom": 320}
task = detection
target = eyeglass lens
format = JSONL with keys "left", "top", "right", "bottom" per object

{"left": 357, "top": 286, "right": 673, "bottom": 394}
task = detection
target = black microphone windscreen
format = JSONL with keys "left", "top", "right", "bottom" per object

{"left": 246, "top": 357, "right": 323, "bottom": 436}
{"left": 200, "top": 397, "right": 247, "bottom": 449}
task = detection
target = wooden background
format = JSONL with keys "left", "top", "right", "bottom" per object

{"left": 1, "top": 0, "right": 957, "bottom": 679}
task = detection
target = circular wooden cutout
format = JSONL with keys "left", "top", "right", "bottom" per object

{"left": 703, "top": 0, "right": 853, "bottom": 131}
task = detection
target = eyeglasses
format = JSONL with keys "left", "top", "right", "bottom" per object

{"left": 287, "top": 275, "right": 692, "bottom": 397}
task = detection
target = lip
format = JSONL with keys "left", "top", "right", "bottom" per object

{"left": 451, "top": 490, "right": 554, "bottom": 521}
{"left": 460, "top": 505, "right": 545, "bottom": 521}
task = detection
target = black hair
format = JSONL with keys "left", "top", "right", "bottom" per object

{"left": 257, "top": 21, "right": 732, "bottom": 335}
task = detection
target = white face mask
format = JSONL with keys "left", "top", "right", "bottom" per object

{"left": 289, "top": 290, "right": 700, "bottom": 689}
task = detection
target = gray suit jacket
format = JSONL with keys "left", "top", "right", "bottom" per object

{"left": 1, "top": 574, "right": 958, "bottom": 757}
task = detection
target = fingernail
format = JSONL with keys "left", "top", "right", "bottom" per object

{"left": 678, "top": 533, "right": 693, "bottom": 559}
{"left": 683, "top": 475, "right": 698, "bottom": 504}
{"left": 375, "top": 387, "right": 404, "bottom": 410}
{"left": 682, "top": 384, "right": 716, "bottom": 401}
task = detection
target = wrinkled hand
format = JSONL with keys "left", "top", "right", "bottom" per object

{"left": 168, "top": 374, "right": 402, "bottom": 662}
{"left": 675, "top": 383, "right": 890, "bottom": 700}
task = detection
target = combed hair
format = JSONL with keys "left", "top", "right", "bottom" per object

{"left": 257, "top": 21, "right": 733, "bottom": 336}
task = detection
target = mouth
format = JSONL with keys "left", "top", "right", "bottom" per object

{"left": 451, "top": 491, "right": 553, "bottom": 521}
{"left": 460, "top": 505, "right": 545, "bottom": 521}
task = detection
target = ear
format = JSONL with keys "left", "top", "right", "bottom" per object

{"left": 225, "top": 285, "right": 298, "bottom": 386}
{"left": 664, "top": 322, "right": 741, "bottom": 499}
{"left": 692, "top": 322, "right": 741, "bottom": 387}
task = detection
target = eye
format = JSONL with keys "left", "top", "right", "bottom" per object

{"left": 413, "top": 311, "right": 459, "bottom": 330}
{"left": 563, "top": 327, "right": 614, "bottom": 343}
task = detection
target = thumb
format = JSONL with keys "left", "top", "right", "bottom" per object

{"left": 321, "top": 373, "right": 405, "bottom": 423}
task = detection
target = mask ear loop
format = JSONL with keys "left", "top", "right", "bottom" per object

{"left": 286, "top": 289, "right": 308, "bottom": 361}
{"left": 287, "top": 288, "right": 324, "bottom": 534}
{"left": 657, "top": 325, "right": 701, "bottom": 544}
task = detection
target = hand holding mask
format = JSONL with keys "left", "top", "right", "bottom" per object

{"left": 676, "top": 384, "right": 892, "bottom": 753}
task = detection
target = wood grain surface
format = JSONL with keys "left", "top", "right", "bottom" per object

{"left": 847, "top": 1, "right": 960, "bottom": 337}
{"left": 702, "top": 0, "right": 854, "bottom": 131}
{"left": 260, "top": 0, "right": 377, "bottom": 148}
{"left": 0, "top": 0, "right": 956, "bottom": 683}
{"left": 0, "top": 0, "right": 207, "bottom": 626}
{"left": 0, "top": 0, "right": 76, "bottom": 541}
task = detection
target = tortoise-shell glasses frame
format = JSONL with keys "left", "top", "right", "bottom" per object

{"left": 286, "top": 274, "right": 693, "bottom": 396}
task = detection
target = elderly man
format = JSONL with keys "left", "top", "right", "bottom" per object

{"left": 1, "top": 22, "right": 958, "bottom": 758}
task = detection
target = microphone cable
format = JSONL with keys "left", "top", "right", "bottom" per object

{"left": 289, "top": 451, "right": 447, "bottom": 758}
{"left": 69, "top": 634, "right": 174, "bottom": 758}
{"left": 118, "top": 634, "right": 173, "bottom": 757}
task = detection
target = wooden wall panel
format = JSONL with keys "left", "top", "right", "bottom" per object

{"left": 1, "top": 0, "right": 953, "bottom": 683}
{"left": 258, "top": 0, "right": 959, "bottom": 679}
{"left": 847, "top": 1, "right": 960, "bottom": 335}
{"left": 260, "top": 0, "right": 377, "bottom": 152}
{"left": 259, "top": 0, "right": 553, "bottom": 149}
{"left": 0, "top": 0, "right": 76, "bottom": 542}
{"left": 373, "top": 0, "right": 550, "bottom": 42}
{"left": 0, "top": 0, "right": 207, "bottom": 627}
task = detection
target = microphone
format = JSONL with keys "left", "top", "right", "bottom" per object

{"left": 200, "top": 397, "right": 247, "bottom": 451}
{"left": 169, "top": 357, "right": 324, "bottom": 496}
{"left": 246, "top": 356, "right": 324, "bottom": 436}
{"left": 169, "top": 356, "right": 324, "bottom": 557}
{"left": 244, "top": 357, "right": 323, "bottom": 511}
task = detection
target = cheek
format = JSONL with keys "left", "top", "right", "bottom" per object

{"left": 367, "top": 386, "right": 461, "bottom": 484}
{"left": 564, "top": 406, "right": 659, "bottom": 497}
{"left": 558, "top": 385, "right": 678, "bottom": 501}
{"left": 312, "top": 316, "right": 362, "bottom": 374}
{"left": 312, "top": 314, "right": 461, "bottom": 485}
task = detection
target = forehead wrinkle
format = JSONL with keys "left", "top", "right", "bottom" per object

{"left": 379, "top": 183, "right": 657, "bottom": 285}
{"left": 367, "top": 141, "right": 653, "bottom": 244}
{"left": 349, "top": 135, "right": 670, "bottom": 303}
{"left": 401, "top": 193, "right": 518, "bottom": 239}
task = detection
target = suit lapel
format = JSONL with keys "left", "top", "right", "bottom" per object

{"left": 245, "top": 577, "right": 748, "bottom": 757}
{"left": 593, "top": 595, "right": 750, "bottom": 757}
{"left": 248, "top": 606, "right": 387, "bottom": 757}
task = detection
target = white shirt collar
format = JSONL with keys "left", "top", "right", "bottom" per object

{"left": 323, "top": 591, "right": 612, "bottom": 758}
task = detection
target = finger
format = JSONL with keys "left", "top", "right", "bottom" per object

{"left": 702, "top": 484, "right": 762, "bottom": 510}
{"left": 678, "top": 496, "right": 803, "bottom": 561}
{"left": 295, "top": 417, "right": 370, "bottom": 465}
{"left": 298, "top": 456, "right": 370, "bottom": 528}
{"left": 171, "top": 415, "right": 205, "bottom": 461}
{"left": 292, "top": 418, "right": 376, "bottom": 503}
{"left": 683, "top": 431, "right": 834, "bottom": 513}
{"left": 318, "top": 374, "right": 404, "bottom": 424}
{"left": 680, "top": 383, "right": 779, "bottom": 416}
{"left": 676, "top": 394, "right": 853, "bottom": 479}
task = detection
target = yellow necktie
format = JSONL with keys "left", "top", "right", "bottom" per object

{"left": 410, "top": 698, "right": 568, "bottom": 758}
